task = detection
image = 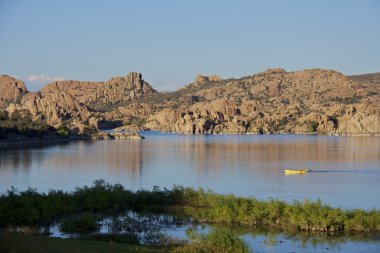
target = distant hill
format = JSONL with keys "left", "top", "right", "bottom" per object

{"left": 348, "top": 72, "right": 380, "bottom": 86}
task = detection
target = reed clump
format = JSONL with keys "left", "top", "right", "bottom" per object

{"left": 172, "top": 227, "right": 249, "bottom": 253}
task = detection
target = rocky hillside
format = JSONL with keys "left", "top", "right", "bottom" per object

{"left": 1, "top": 69, "right": 379, "bottom": 136}
{"left": 41, "top": 72, "right": 157, "bottom": 111}
{"left": 0, "top": 75, "right": 28, "bottom": 108}
{"left": 139, "top": 69, "right": 380, "bottom": 135}
{"left": 1, "top": 72, "right": 156, "bottom": 134}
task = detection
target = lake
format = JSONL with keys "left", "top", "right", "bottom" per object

{"left": 1, "top": 132, "right": 380, "bottom": 210}
{"left": 1, "top": 132, "right": 380, "bottom": 252}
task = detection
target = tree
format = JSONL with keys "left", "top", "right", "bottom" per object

{"left": 0, "top": 110, "right": 9, "bottom": 120}
{"left": 307, "top": 121, "right": 319, "bottom": 132}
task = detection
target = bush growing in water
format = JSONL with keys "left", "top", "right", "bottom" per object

{"left": 205, "top": 228, "right": 249, "bottom": 253}
{"left": 173, "top": 228, "right": 249, "bottom": 253}
{"left": 60, "top": 213, "right": 101, "bottom": 234}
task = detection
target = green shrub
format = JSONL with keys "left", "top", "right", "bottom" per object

{"left": 328, "top": 115, "right": 339, "bottom": 129}
{"left": 175, "top": 228, "right": 249, "bottom": 253}
{"left": 10, "top": 110, "right": 21, "bottom": 121}
{"left": 60, "top": 213, "right": 101, "bottom": 234}
{"left": 307, "top": 121, "right": 319, "bottom": 132}
{"left": 82, "top": 126, "right": 98, "bottom": 135}
{"left": 0, "top": 110, "right": 9, "bottom": 120}
{"left": 129, "top": 117, "right": 147, "bottom": 128}
{"left": 56, "top": 124, "right": 70, "bottom": 137}
{"left": 206, "top": 228, "right": 249, "bottom": 253}
{"left": 205, "top": 116, "right": 215, "bottom": 125}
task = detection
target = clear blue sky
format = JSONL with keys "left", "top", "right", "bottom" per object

{"left": 1, "top": 0, "right": 379, "bottom": 91}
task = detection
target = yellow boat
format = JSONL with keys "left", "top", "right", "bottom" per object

{"left": 284, "top": 169, "right": 310, "bottom": 175}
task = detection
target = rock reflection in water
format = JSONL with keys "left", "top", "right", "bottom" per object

{"left": 0, "top": 133, "right": 379, "bottom": 210}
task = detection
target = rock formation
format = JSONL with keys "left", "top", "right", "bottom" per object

{"left": 93, "top": 131, "right": 144, "bottom": 140}
{"left": 40, "top": 72, "right": 156, "bottom": 109}
{"left": 2, "top": 69, "right": 380, "bottom": 136}
{"left": 6, "top": 91, "right": 97, "bottom": 133}
{"left": 0, "top": 75, "right": 28, "bottom": 108}
{"left": 179, "top": 74, "right": 222, "bottom": 91}
{"left": 145, "top": 69, "right": 380, "bottom": 135}
{"left": 195, "top": 74, "right": 222, "bottom": 85}
{"left": 2, "top": 72, "right": 158, "bottom": 134}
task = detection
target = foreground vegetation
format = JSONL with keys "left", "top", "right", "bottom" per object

{"left": 0, "top": 231, "right": 169, "bottom": 253}
{"left": 1, "top": 180, "right": 379, "bottom": 233}
{"left": 172, "top": 227, "right": 249, "bottom": 253}
{"left": 0, "top": 228, "right": 250, "bottom": 253}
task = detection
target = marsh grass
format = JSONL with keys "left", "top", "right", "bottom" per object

{"left": 0, "top": 180, "right": 379, "bottom": 233}
{"left": 172, "top": 227, "right": 249, "bottom": 253}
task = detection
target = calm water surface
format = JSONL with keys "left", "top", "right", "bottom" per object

{"left": 1, "top": 132, "right": 380, "bottom": 252}
{"left": 1, "top": 132, "right": 380, "bottom": 210}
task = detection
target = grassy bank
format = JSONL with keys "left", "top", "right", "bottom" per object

{"left": 1, "top": 180, "right": 379, "bottom": 232}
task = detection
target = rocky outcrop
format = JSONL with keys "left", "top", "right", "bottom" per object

{"left": 179, "top": 74, "right": 222, "bottom": 92}
{"left": 146, "top": 109, "right": 247, "bottom": 134}
{"left": 103, "top": 103, "right": 154, "bottom": 122}
{"left": 2, "top": 72, "right": 156, "bottom": 135}
{"left": 40, "top": 72, "right": 156, "bottom": 109}
{"left": 0, "top": 75, "right": 28, "bottom": 108}
{"left": 195, "top": 74, "right": 222, "bottom": 85}
{"left": 145, "top": 68, "right": 380, "bottom": 135}
{"left": 93, "top": 131, "right": 144, "bottom": 140}
{"left": 190, "top": 98, "right": 242, "bottom": 117}
{"left": 2, "top": 72, "right": 157, "bottom": 134}
{"left": 6, "top": 92, "right": 97, "bottom": 133}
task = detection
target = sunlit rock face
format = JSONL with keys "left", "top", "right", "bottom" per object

{"left": 2, "top": 69, "right": 380, "bottom": 135}
{"left": 0, "top": 75, "right": 28, "bottom": 108}
{"left": 146, "top": 69, "right": 380, "bottom": 135}
{"left": 40, "top": 72, "right": 157, "bottom": 109}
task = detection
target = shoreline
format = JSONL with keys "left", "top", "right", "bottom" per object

{"left": 1, "top": 130, "right": 379, "bottom": 150}
{"left": 143, "top": 129, "right": 380, "bottom": 137}
{"left": 0, "top": 136, "right": 81, "bottom": 150}
{"left": 0, "top": 130, "right": 145, "bottom": 150}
